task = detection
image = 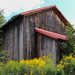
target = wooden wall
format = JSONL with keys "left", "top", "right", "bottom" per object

{"left": 0, "top": 9, "right": 65, "bottom": 63}
{"left": 34, "top": 10, "right": 65, "bottom": 64}
{"left": 0, "top": 16, "right": 36, "bottom": 61}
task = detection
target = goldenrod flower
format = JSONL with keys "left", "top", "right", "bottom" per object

{"left": 30, "top": 69, "right": 33, "bottom": 75}
{"left": 67, "top": 63, "right": 70, "bottom": 65}
{"left": 59, "top": 61, "right": 63, "bottom": 64}
{"left": 57, "top": 69, "right": 60, "bottom": 71}
{"left": 41, "top": 72, "right": 43, "bottom": 73}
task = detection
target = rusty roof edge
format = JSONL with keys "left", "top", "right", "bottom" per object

{"left": 1, "top": 5, "right": 69, "bottom": 29}
{"left": 21, "top": 5, "right": 69, "bottom": 25}
{"left": 21, "top": 5, "right": 56, "bottom": 15}
{"left": 35, "top": 27, "right": 67, "bottom": 40}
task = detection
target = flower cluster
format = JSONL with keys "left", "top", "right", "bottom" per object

{"left": 19, "top": 53, "right": 54, "bottom": 75}
{"left": 0, "top": 54, "right": 75, "bottom": 75}
{"left": 58, "top": 55, "right": 75, "bottom": 75}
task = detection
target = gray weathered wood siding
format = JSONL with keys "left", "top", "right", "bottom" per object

{"left": 0, "top": 9, "right": 65, "bottom": 63}
{"left": 34, "top": 10, "right": 65, "bottom": 63}
{"left": 37, "top": 33, "right": 56, "bottom": 64}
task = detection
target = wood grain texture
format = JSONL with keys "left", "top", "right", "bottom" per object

{"left": 30, "top": 15, "right": 35, "bottom": 59}
{"left": 19, "top": 18, "right": 24, "bottom": 60}
{"left": 23, "top": 16, "right": 26, "bottom": 59}
{"left": 10, "top": 24, "right": 14, "bottom": 60}
{"left": 0, "top": 9, "right": 66, "bottom": 64}
{"left": 26, "top": 16, "right": 30, "bottom": 59}
{"left": 13, "top": 20, "right": 19, "bottom": 61}
{"left": 24, "top": 16, "right": 27, "bottom": 59}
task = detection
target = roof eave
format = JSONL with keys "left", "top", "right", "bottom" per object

{"left": 35, "top": 27, "right": 67, "bottom": 40}
{"left": 1, "top": 5, "right": 69, "bottom": 29}
{"left": 21, "top": 5, "right": 69, "bottom": 25}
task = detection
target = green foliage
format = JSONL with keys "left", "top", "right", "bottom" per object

{"left": 0, "top": 50, "right": 9, "bottom": 63}
{"left": 0, "top": 39, "right": 2, "bottom": 44}
{"left": 5, "top": 61, "right": 20, "bottom": 75}
{"left": 59, "top": 55, "right": 75, "bottom": 75}
{"left": 19, "top": 63, "right": 30, "bottom": 75}
{"left": 0, "top": 30, "right": 3, "bottom": 44}
{"left": 0, "top": 62, "right": 5, "bottom": 75}
{"left": 1, "top": 54, "right": 75, "bottom": 75}
{"left": 60, "top": 23, "right": 75, "bottom": 56}
{"left": 0, "top": 9, "right": 5, "bottom": 44}
{"left": 0, "top": 9, "right": 6, "bottom": 27}
{"left": 56, "top": 65, "right": 64, "bottom": 75}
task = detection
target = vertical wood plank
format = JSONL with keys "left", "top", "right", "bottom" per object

{"left": 24, "top": 16, "right": 27, "bottom": 59}
{"left": 55, "top": 40, "right": 60, "bottom": 64}
{"left": 37, "top": 33, "right": 41, "bottom": 58}
{"left": 46, "top": 36, "right": 50, "bottom": 55}
{"left": 50, "top": 38, "right": 56, "bottom": 64}
{"left": 23, "top": 16, "right": 26, "bottom": 60}
{"left": 30, "top": 15, "right": 35, "bottom": 59}
{"left": 26, "top": 16, "right": 30, "bottom": 59}
{"left": 50, "top": 10, "right": 53, "bottom": 32}
{"left": 3, "top": 29, "right": 6, "bottom": 51}
{"left": 7, "top": 24, "right": 14, "bottom": 60}
{"left": 13, "top": 20, "right": 19, "bottom": 61}
{"left": 36, "top": 13, "right": 40, "bottom": 28}
{"left": 7, "top": 26, "right": 11, "bottom": 60}
{"left": 19, "top": 18, "right": 23, "bottom": 60}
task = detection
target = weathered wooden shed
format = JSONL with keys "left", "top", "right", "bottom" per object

{"left": 0, "top": 5, "right": 68, "bottom": 64}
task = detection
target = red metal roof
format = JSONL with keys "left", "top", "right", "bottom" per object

{"left": 35, "top": 28, "right": 67, "bottom": 40}
{"left": 21, "top": 5, "right": 55, "bottom": 15}
{"left": 21, "top": 5, "right": 68, "bottom": 25}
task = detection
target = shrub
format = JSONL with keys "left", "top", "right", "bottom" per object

{"left": 5, "top": 60, "right": 20, "bottom": 75}
{"left": 56, "top": 64, "right": 64, "bottom": 75}
{"left": 0, "top": 62, "right": 5, "bottom": 75}
{"left": 0, "top": 54, "right": 75, "bottom": 75}
{"left": 19, "top": 53, "right": 54, "bottom": 75}
{"left": 60, "top": 23, "right": 75, "bottom": 56}
{"left": 0, "top": 50, "right": 9, "bottom": 63}
{"left": 59, "top": 55, "right": 75, "bottom": 75}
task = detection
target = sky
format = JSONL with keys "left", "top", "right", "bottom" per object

{"left": 0, "top": 0, "right": 75, "bottom": 28}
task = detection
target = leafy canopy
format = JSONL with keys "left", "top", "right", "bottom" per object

{"left": 0, "top": 9, "right": 6, "bottom": 44}
{"left": 60, "top": 23, "right": 75, "bottom": 56}
{"left": 0, "top": 9, "right": 6, "bottom": 27}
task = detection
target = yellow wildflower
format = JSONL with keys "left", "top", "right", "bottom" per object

{"left": 69, "top": 55, "right": 73, "bottom": 59}
{"left": 67, "top": 57, "right": 70, "bottom": 60}
{"left": 37, "top": 68, "right": 39, "bottom": 70}
{"left": 59, "top": 61, "right": 63, "bottom": 64}
{"left": 61, "top": 65, "right": 64, "bottom": 68}
{"left": 41, "top": 72, "right": 43, "bottom": 73}
{"left": 67, "top": 63, "right": 70, "bottom": 65}
{"left": 64, "top": 62, "right": 67, "bottom": 65}
{"left": 65, "top": 57, "right": 67, "bottom": 60}
{"left": 30, "top": 70, "right": 33, "bottom": 75}
{"left": 31, "top": 65, "right": 34, "bottom": 68}
{"left": 57, "top": 69, "right": 60, "bottom": 71}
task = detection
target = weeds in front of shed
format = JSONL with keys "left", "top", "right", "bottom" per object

{"left": 0, "top": 53, "right": 75, "bottom": 75}
{"left": 0, "top": 50, "right": 9, "bottom": 63}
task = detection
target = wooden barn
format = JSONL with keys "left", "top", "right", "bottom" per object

{"left": 0, "top": 5, "right": 68, "bottom": 64}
